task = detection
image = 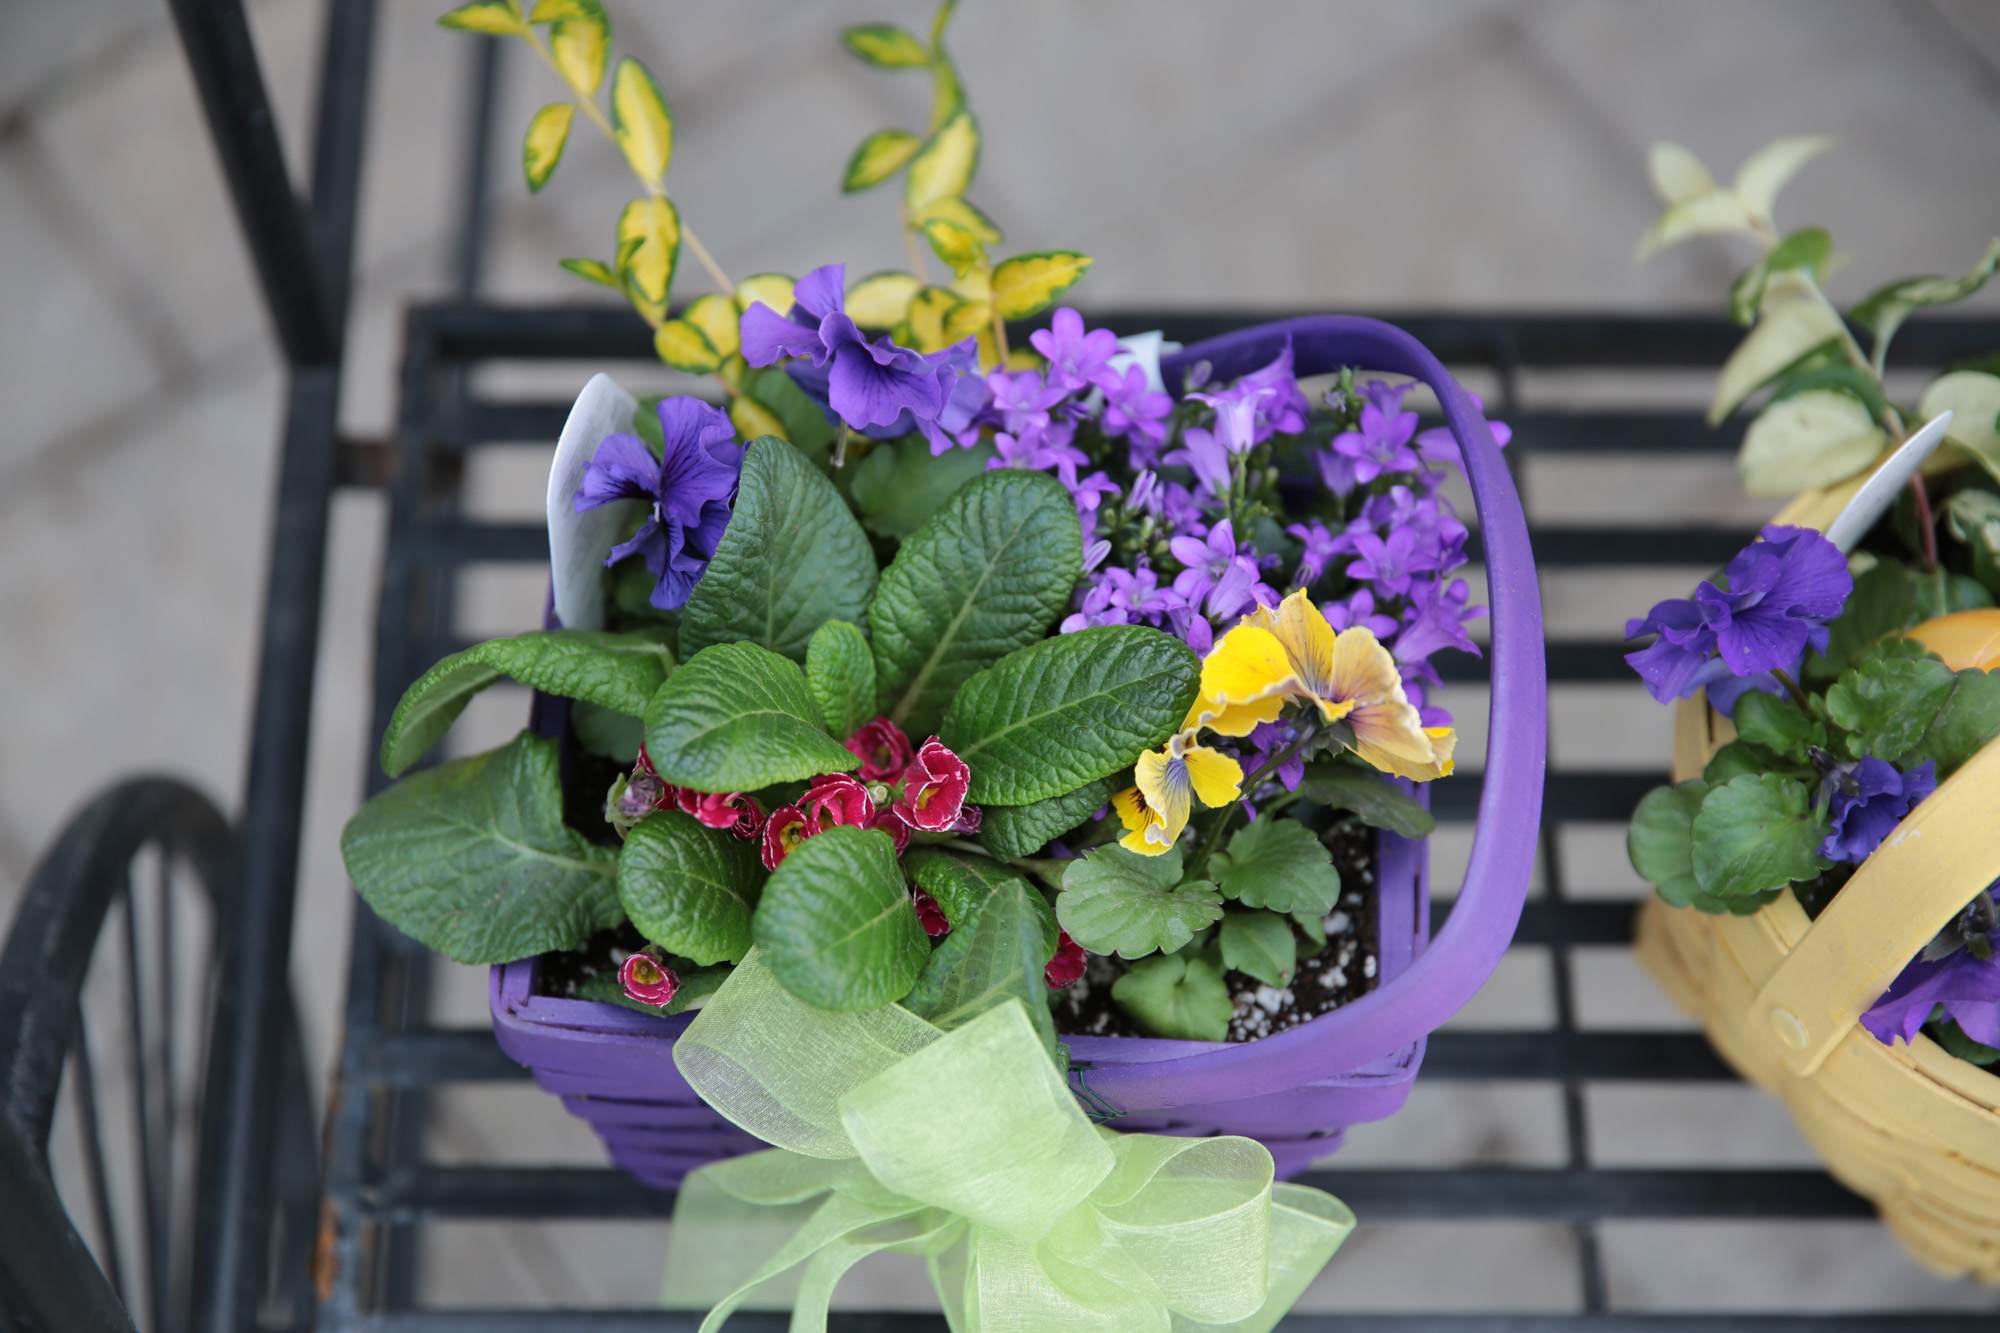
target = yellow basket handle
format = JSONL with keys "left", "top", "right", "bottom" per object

{"left": 1749, "top": 737, "right": 2000, "bottom": 1076}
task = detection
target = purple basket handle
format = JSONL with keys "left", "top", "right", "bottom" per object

{"left": 1081, "top": 316, "right": 1548, "bottom": 1110}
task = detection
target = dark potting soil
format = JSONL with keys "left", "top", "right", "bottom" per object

{"left": 1049, "top": 821, "right": 1380, "bottom": 1043}
{"left": 534, "top": 920, "right": 648, "bottom": 998}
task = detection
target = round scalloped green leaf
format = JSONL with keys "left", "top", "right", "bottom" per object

{"left": 940, "top": 626, "right": 1200, "bottom": 806}
{"left": 1111, "top": 951, "right": 1231, "bottom": 1042}
{"left": 1689, "top": 774, "right": 1829, "bottom": 901}
{"left": 753, "top": 825, "right": 928, "bottom": 1011}
{"left": 1208, "top": 819, "right": 1342, "bottom": 915}
{"left": 617, "top": 810, "right": 765, "bottom": 965}
{"left": 644, "top": 640, "right": 857, "bottom": 792}
{"left": 1056, "top": 846, "right": 1221, "bottom": 960}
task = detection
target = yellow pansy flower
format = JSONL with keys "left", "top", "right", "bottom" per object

{"left": 1194, "top": 589, "right": 1454, "bottom": 781}
{"left": 1112, "top": 729, "right": 1244, "bottom": 856}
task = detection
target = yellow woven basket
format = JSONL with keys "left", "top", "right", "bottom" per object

{"left": 1633, "top": 479, "right": 2000, "bottom": 1281}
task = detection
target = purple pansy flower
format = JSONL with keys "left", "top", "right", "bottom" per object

{"left": 1821, "top": 757, "right": 1937, "bottom": 863}
{"left": 576, "top": 397, "right": 744, "bottom": 610}
{"left": 1862, "top": 891, "right": 2000, "bottom": 1048}
{"left": 1030, "top": 307, "right": 1122, "bottom": 395}
{"left": 740, "top": 262, "right": 975, "bottom": 453}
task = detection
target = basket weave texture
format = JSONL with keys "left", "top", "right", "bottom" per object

{"left": 1635, "top": 482, "right": 2000, "bottom": 1282}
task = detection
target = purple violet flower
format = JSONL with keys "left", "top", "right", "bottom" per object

{"left": 1030, "top": 307, "right": 1122, "bottom": 395}
{"left": 1821, "top": 757, "right": 1937, "bottom": 863}
{"left": 1861, "top": 895, "right": 2000, "bottom": 1048}
{"left": 740, "top": 262, "right": 975, "bottom": 452}
{"left": 576, "top": 397, "right": 744, "bottom": 610}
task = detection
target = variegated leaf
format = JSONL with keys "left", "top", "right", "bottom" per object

{"left": 845, "top": 271, "right": 921, "bottom": 329}
{"left": 900, "top": 285, "right": 964, "bottom": 354}
{"left": 439, "top": 1, "right": 524, "bottom": 35}
{"left": 734, "top": 272, "right": 796, "bottom": 317}
{"left": 843, "top": 128, "right": 923, "bottom": 193}
{"left": 991, "top": 251, "right": 1094, "bottom": 321}
{"left": 1635, "top": 190, "right": 1756, "bottom": 262}
{"left": 922, "top": 216, "right": 985, "bottom": 276}
{"left": 617, "top": 196, "right": 680, "bottom": 320}
{"left": 1708, "top": 272, "right": 1844, "bottom": 425}
{"left": 912, "top": 194, "right": 1000, "bottom": 245}
{"left": 1734, "top": 134, "right": 1837, "bottom": 226}
{"left": 559, "top": 256, "right": 619, "bottom": 289}
{"left": 684, "top": 292, "right": 740, "bottom": 360}
{"left": 522, "top": 103, "right": 575, "bottom": 193}
{"left": 905, "top": 110, "right": 978, "bottom": 211}
{"left": 1645, "top": 142, "right": 1715, "bottom": 204}
{"left": 548, "top": 4, "right": 610, "bottom": 96}
{"left": 1922, "top": 371, "right": 2000, "bottom": 483}
{"left": 942, "top": 296, "right": 989, "bottom": 344}
{"left": 842, "top": 23, "right": 931, "bottom": 68}
{"left": 730, "top": 395, "right": 788, "bottom": 444}
{"left": 1738, "top": 389, "right": 1887, "bottom": 497}
{"left": 611, "top": 57, "right": 673, "bottom": 185}
{"left": 655, "top": 318, "right": 721, "bottom": 374}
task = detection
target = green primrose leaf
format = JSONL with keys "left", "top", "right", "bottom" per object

{"left": 942, "top": 627, "right": 1201, "bottom": 806}
{"left": 1628, "top": 780, "right": 1711, "bottom": 909}
{"left": 559, "top": 257, "right": 620, "bottom": 289}
{"left": 870, "top": 468, "right": 1082, "bottom": 737}
{"left": 848, "top": 436, "right": 995, "bottom": 539}
{"left": 522, "top": 103, "right": 575, "bottom": 192}
{"left": 1296, "top": 761, "right": 1436, "bottom": 838}
{"left": 610, "top": 57, "right": 674, "bottom": 185}
{"left": 342, "top": 731, "right": 618, "bottom": 964}
{"left": 904, "top": 109, "right": 979, "bottom": 212}
{"left": 439, "top": 1, "right": 525, "bottom": 35}
{"left": 844, "top": 127, "right": 924, "bottom": 193}
{"left": 1824, "top": 650, "right": 1957, "bottom": 763}
{"left": 901, "top": 878, "right": 1061, "bottom": 1063}
{"left": 644, "top": 641, "right": 857, "bottom": 792}
{"left": 1730, "top": 691, "right": 1818, "bottom": 760}
{"left": 1219, "top": 910, "right": 1297, "bottom": 988}
{"left": 1056, "top": 846, "right": 1223, "bottom": 959}
{"left": 680, "top": 438, "right": 879, "bottom": 664}
{"left": 841, "top": 22, "right": 932, "bottom": 68}
{"left": 1208, "top": 818, "right": 1343, "bottom": 915}
{"left": 1690, "top": 774, "right": 1831, "bottom": 900}
{"left": 805, "top": 620, "right": 876, "bottom": 741}
{"left": 903, "top": 849, "right": 1058, "bottom": 958}
{"left": 1808, "top": 559, "right": 1917, "bottom": 683}
{"left": 979, "top": 778, "right": 1112, "bottom": 859}
{"left": 380, "top": 629, "right": 673, "bottom": 777}
{"left": 1851, "top": 238, "right": 2000, "bottom": 354}
{"left": 752, "top": 825, "right": 928, "bottom": 1011}
{"left": 617, "top": 810, "right": 766, "bottom": 965}
{"left": 991, "top": 251, "right": 1095, "bottom": 322}
{"left": 737, "top": 365, "right": 835, "bottom": 460}
{"left": 1111, "top": 951, "right": 1232, "bottom": 1042}
{"left": 1906, "top": 667, "right": 2000, "bottom": 776}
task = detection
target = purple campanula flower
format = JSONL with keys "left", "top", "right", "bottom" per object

{"left": 1287, "top": 521, "right": 1342, "bottom": 587}
{"left": 1167, "top": 603, "right": 1215, "bottom": 656}
{"left": 1165, "top": 425, "right": 1233, "bottom": 500}
{"left": 1364, "top": 485, "right": 1469, "bottom": 566}
{"left": 1030, "top": 307, "right": 1122, "bottom": 395}
{"left": 1235, "top": 340, "right": 1311, "bottom": 436}
{"left": 576, "top": 397, "right": 743, "bottom": 610}
{"left": 1332, "top": 390, "right": 1422, "bottom": 484}
{"left": 1821, "top": 757, "right": 1937, "bottom": 863}
{"left": 1082, "top": 539, "right": 1112, "bottom": 575}
{"left": 1245, "top": 720, "right": 1307, "bottom": 792}
{"left": 1345, "top": 527, "right": 1437, "bottom": 597}
{"left": 1394, "top": 577, "right": 1484, "bottom": 664}
{"left": 1101, "top": 364, "right": 1173, "bottom": 450}
{"left": 986, "top": 367, "right": 1067, "bottom": 437}
{"left": 1413, "top": 388, "right": 1512, "bottom": 472}
{"left": 1068, "top": 471, "right": 1121, "bottom": 529}
{"left": 1315, "top": 447, "right": 1360, "bottom": 498}
{"left": 740, "top": 262, "right": 975, "bottom": 452}
{"left": 1190, "top": 383, "right": 1275, "bottom": 454}
{"left": 1324, "top": 588, "right": 1402, "bottom": 640}
{"left": 988, "top": 417, "right": 1089, "bottom": 482}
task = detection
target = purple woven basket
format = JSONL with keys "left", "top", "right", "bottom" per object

{"left": 489, "top": 315, "right": 1548, "bottom": 1189}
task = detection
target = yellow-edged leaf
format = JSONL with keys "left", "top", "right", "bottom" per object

{"left": 972, "top": 327, "right": 999, "bottom": 373}
{"left": 949, "top": 265, "right": 991, "bottom": 303}
{"left": 717, "top": 355, "right": 744, "bottom": 391}
{"left": 1708, "top": 270, "right": 1844, "bottom": 424}
{"left": 911, "top": 194, "right": 1000, "bottom": 244}
{"left": 942, "top": 297, "right": 989, "bottom": 345}
{"left": 617, "top": 196, "right": 680, "bottom": 318}
{"left": 612, "top": 57, "right": 674, "bottom": 185}
{"left": 440, "top": 1, "right": 524, "bottom": 35}
{"left": 559, "top": 257, "right": 619, "bottom": 289}
{"left": 845, "top": 271, "right": 921, "bottom": 328}
{"left": 921, "top": 216, "right": 985, "bottom": 276}
{"left": 734, "top": 272, "right": 796, "bottom": 317}
{"left": 548, "top": 4, "right": 610, "bottom": 96}
{"left": 843, "top": 128, "right": 923, "bottom": 194}
{"left": 655, "top": 319, "right": 721, "bottom": 374}
{"left": 841, "top": 23, "right": 931, "bottom": 68}
{"left": 901, "top": 286, "right": 962, "bottom": 354}
{"left": 685, "top": 292, "right": 740, "bottom": 361}
{"left": 521, "top": 103, "right": 575, "bottom": 193}
{"left": 905, "top": 110, "right": 978, "bottom": 211}
{"left": 730, "top": 395, "right": 789, "bottom": 443}
{"left": 991, "top": 250, "right": 1094, "bottom": 321}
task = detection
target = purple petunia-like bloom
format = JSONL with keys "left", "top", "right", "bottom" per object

{"left": 1821, "top": 757, "right": 1937, "bottom": 863}
{"left": 576, "top": 397, "right": 744, "bottom": 610}
{"left": 740, "top": 263, "right": 977, "bottom": 454}
{"left": 1625, "top": 525, "right": 1853, "bottom": 707}
{"left": 1031, "top": 307, "right": 1123, "bottom": 395}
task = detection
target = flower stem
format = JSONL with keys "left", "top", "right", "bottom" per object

{"left": 988, "top": 297, "right": 1010, "bottom": 368}
{"left": 1186, "top": 730, "right": 1318, "bottom": 877}
{"left": 680, "top": 225, "right": 735, "bottom": 297}
{"left": 1910, "top": 474, "right": 1939, "bottom": 571}
{"left": 1771, "top": 667, "right": 1813, "bottom": 713}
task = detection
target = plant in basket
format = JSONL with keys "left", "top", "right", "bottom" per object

{"left": 1625, "top": 135, "right": 2000, "bottom": 1280}
{"left": 341, "top": 1, "right": 1541, "bottom": 1321}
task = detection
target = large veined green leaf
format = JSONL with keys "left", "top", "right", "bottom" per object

{"left": 752, "top": 825, "right": 928, "bottom": 1011}
{"left": 978, "top": 778, "right": 1111, "bottom": 859}
{"left": 903, "top": 849, "right": 1057, "bottom": 958}
{"left": 341, "top": 731, "right": 619, "bottom": 964}
{"left": 901, "top": 878, "right": 1060, "bottom": 1063}
{"left": 869, "top": 468, "right": 1081, "bottom": 737}
{"left": 644, "top": 641, "right": 858, "bottom": 792}
{"left": 805, "top": 619, "right": 876, "bottom": 741}
{"left": 616, "top": 811, "right": 766, "bottom": 965}
{"left": 380, "top": 629, "right": 674, "bottom": 777}
{"left": 940, "top": 626, "right": 1200, "bottom": 805}
{"left": 680, "top": 437, "right": 879, "bottom": 663}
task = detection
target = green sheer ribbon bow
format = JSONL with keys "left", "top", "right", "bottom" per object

{"left": 659, "top": 951, "right": 1355, "bottom": 1332}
